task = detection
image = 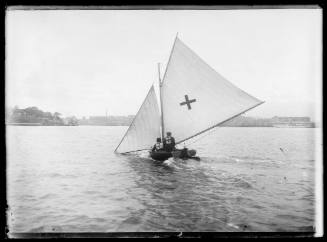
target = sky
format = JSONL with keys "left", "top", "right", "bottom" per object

{"left": 6, "top": 8, "right": 322, "bottom": 121}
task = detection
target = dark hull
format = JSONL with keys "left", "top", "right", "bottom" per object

{"left": 149, "top": 150, "right": 172, "bottom": 161}
{"left": 150, "top": 149, "right": 200, "bottom": 161}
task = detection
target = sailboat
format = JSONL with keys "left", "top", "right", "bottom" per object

{"left": 115, "top": 35, "right": 264, "bottom": 161}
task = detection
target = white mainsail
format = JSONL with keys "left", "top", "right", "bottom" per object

{"left": 115, "top": 85, "right": 161, "bottom": 153}
{"left": 161, "top": 37, "right": 264, "bottom": 144}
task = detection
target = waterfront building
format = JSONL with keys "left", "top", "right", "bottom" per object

{"left": 271, "top": 116, "right": 314, "bottom": 128}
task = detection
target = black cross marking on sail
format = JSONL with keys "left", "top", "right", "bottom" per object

{"left": 180, "top": 95, "right": 196, "bottom": 110}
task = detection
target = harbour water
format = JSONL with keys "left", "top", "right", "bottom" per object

{"left": 6, "top": 126, "right": 319, "bottom": 232}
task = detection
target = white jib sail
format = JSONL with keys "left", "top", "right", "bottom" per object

{"left": 115, "top": 85, "right": 161, "bottom": 153}
{"left": 161, "top": 37, "right": 264, "bottom": 144}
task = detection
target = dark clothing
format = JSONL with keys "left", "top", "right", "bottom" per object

{"left": 163, "top": 136, "right": 176, "bottom": 152}
{"left": 152, "top": 142, "right": 163, "bottom": 152}
{"left": 180, "top": 148, "right": 188, "bottom": 159}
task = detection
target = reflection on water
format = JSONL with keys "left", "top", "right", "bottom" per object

{"left": 7, "top": 126, "right": 317, "bottom": 232}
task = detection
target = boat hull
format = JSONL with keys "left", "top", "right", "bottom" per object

{"left": 149, "top": 150, "right": 172, "bottom": 161}
{"left": 150, "top": 149, "right": 200, "bottom": 161}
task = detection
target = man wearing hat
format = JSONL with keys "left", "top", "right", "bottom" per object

{"left": 163, "top": 131, "right": 176, "bottom": 152}
{"left": 152, "top": 137, "right": 164, "bottom": 152}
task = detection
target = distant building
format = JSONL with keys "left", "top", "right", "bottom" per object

{"left": 107, "top": 115, "right": 134, "bottom": 126}
{"left": 79, "top": 115, "right": 134, "bottom": 126}
{"left": 221, "top": 115, "right": 273, "bottom": 127}
{"left": 77, "top": 115, "right": 315, "bottom": 128}
{"left": 63, "top": 116, "right": 79, "bottom": 126}
{"left": 271, "top": 116, "right": 314, "bottom": 128}
{"left": 88, "top": 116, "right": 109, "bottom": 125}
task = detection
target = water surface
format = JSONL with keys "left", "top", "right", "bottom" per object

{"left": 7, "top": 126, "right": 318, "bottom": 232}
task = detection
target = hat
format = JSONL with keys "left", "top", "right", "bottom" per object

{"left": 156, "top": 137, "right": 161, "bottom": 142}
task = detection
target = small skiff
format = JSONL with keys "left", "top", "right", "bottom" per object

{"left": 150, "top": 148, "right": 200, "bottom": 161}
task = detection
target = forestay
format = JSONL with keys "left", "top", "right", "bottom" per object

{"left": 115, "top": 85, "right": 161, "bottom": 153}
{"left": 161, "top": 37, "right": 264, "bottom": 144}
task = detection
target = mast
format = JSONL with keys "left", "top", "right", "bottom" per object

{"left": 158, "top": 33, "right": 179, "bottom": 139}
{"left": 158, "top": 63, "right": 164, "bottom": 140}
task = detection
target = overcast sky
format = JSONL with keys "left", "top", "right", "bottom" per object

{"left": 6, "top": 8, "right": 322, "bottom": 121}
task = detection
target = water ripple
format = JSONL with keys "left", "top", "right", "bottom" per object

{"left": 7, "top": 126, "right": 316, "bottom": 232}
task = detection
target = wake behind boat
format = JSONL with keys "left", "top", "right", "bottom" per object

{"left": 115, "top": 34, "right": 264, "bottom": 161}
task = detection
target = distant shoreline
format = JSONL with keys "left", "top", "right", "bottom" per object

{"left": 6, "top": 123, "right": 78, "bottom": 126}
{"left": 6, "top": 124, "right": 317, "bottom": 128}
{"left": 6, "top": 106, "right": 317, "bottom": 127}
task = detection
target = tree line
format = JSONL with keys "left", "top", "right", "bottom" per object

{"left": 6, "top": 106, "right": 78, "bottom": 126}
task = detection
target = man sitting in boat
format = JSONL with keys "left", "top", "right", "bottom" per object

{"left": 152, "top": 137, "right": 164, "bottom": 152}
{"left": 163, "top": 132, "right": 176, "bottom": 152}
